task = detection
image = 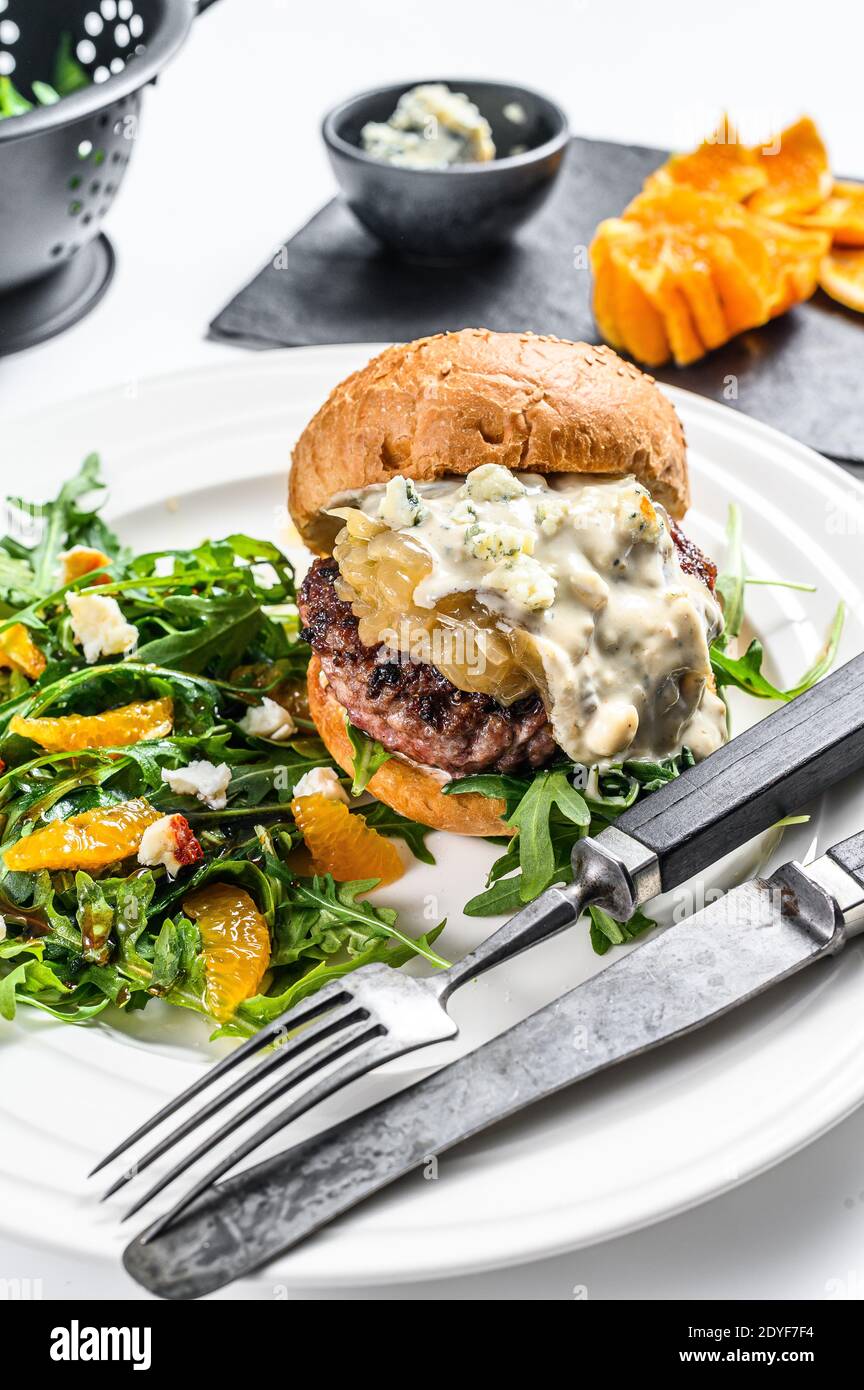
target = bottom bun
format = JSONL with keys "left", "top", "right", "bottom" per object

{"left": 306, "top": 655, "right": 513, "bottom": 838}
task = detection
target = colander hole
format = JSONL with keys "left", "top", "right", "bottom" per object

{"left": 93, "top": 149, "right": 106, "bottom": 166}
{"left": 110, "top": 57, "right": 124, "bottom": 74}
{"left": 82, "top": 214, "right": 93, "bottom": 226}
{"left": 69, "top": 201, "right": 83, "bottom": 217}
{"left": 119, "top": 0, "right": 133, "bottom": 17}
{"left": 76, "top": 39, "right": 97, "bottom": 64}
{"left": 50, "top": 244, "right": 64, "bottom": 258}
{"left": 115, "top": 23, "right": 130, "bottom": 46}
{"left": 130, "top": 15, "right": 143, "bottom": 37}
{"left": 0, "top": 19, "right": 19, "bottom": 43}
{"left": 99, "top": 205, "right": 109, "bottom": 217}
{"left": 0, "top": 1, "right": 8, "bottom": 14}
{"left": 90, "top": 180, "right": 101, "bottom": 194}
{"left": 111, "top": 149, "right": 122, "bottom": 162}
{"left": 68, "top": 175, "right": 82, "bottom": 190}
{"left": 104, "top": 182, "right": 115, "bottom": 194}
{"left": 78, "top": 140, "right": 93, "bottom": 159}
{"left": 0, "top": 52, "right": 14, "bottom": 76}
{"left": 101, "top": 0, "right": 117, "bottom": 18}
{"left": 94, "top": 65, "right": 109, "bottom": 83}
{"left": 85, "top": 12, "right": 104, "bottom": 36}
{"left": 98, "top": 114, "right": 109, "bottom": 128}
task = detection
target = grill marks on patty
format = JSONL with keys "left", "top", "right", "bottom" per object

{"left": 298, "top": 520, "right": 717, "bottom": 777}
{"left": 299, "top": 559, "right": 558, "bottom": 775}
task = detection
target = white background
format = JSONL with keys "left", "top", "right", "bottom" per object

{"left": 1, "top": 0, "right": 863, "bottom": 1301}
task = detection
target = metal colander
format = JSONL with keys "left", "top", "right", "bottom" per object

{"left": 0, "top": 0, "right": 215, "bottom": 295}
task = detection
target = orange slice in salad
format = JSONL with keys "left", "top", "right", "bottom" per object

{"left": 58, "top": 545, "right": 111, "bottom": 585}
{"left": 0, "top": 623, "right": 46, "bottom": 680}
{"left": 2, "top": 797, "right": 161, "bottom": 872}
{"left": 290, "top": 793, "right": 403, "bottom": 886}
{"left": 10, "top": 697, "right": 173, "bottom": 752}
{"left": 819, "top": 249, "right": 864, "bottom": 313}
{"left": 748, "top": 117, "right": 833, "bottom": 219}
{"left": 183, "top": 883, "right": 271, "bottom": 1022}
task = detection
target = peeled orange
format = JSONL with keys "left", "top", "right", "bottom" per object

{"left": 10, "top": 697, "right": 173, "bottom": 752}
{"left": 789, "top": 181, "right": 864, "bottom": 246}
{"left": 648, "top": 130, "right": 767, "bottom": 202}
{"left": 0, "top": 623, "right": 46, "bottom": 680}
{"left": 819, "top": 249, "right": 864, "bottom": 313}
{"left": 183, "top": 883, "right": 271, "bottom": 1022}
{"left": 3, "top": 797, "right": 161, "bottom": 872}
{"left": 748, "top": 117, "right": 833, "bottom": 219}
{"left": 290, "top": 793, "right": 403, "bottom": 887}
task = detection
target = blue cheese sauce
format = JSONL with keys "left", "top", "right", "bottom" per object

{"left": 329, "top": 464, "right": 727, "bottom": 766}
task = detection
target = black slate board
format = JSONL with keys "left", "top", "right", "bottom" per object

{"left": 210, "top": 135, "right": 864, "bottom": 465}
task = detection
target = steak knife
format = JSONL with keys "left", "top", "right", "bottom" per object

{"left": 124, "top": 830, "right": 864, "bottom": 1298}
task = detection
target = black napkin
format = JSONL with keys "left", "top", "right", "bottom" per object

{"left": 210, "top": 135, "right": 864, "bottom": 465}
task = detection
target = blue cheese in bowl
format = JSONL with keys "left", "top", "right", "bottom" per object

{"left": 361, "top": 83, "right": 496, "bottom": 169}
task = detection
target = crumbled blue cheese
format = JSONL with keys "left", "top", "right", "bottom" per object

{"left": 379, "top": 476, "right": 426, "bottom": 529}
{"left": 238, "top": 696, "right": 296, "bottom": 741}
{"left": 463, "top": 520, "right": 534, "bottom": 562}
{"left": 482, "top": 553, "right": 557, "bottom": 610}
{"left": 292, "top": 767, "right": 349, "bottom": 803}
{"left": 534, "top": 494, "right": 572, "bottom": 536}
{"left": 161, "top": 760, "right": 232, "bottom": 810}
{"left": 137, "top": 815, "right": 188, "bottom": 878}
{"left": 461, "top": 464, "right": 526, "bottom": 503}
{"left": 66, "top": 593, "right": 138, "bottom": 664}
{"left": 361, "top": 83, "right": 496, "bottom": 169}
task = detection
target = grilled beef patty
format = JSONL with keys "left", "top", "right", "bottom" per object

{"left": 298, "top": 525, "right": 716, "bottom": 777}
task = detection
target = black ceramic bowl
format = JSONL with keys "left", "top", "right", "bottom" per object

{"left": 322, "top": 79, "right": 569, "bottom": 262}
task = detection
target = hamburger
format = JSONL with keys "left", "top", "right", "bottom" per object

{"left": 291, "top": 329, "right": 727, "bottom": 837}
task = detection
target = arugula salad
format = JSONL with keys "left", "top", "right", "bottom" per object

{"left": 0, "top": 459, "right": 843, "bottom": 1033}
{"left": 0, "top": 37, "right": 90, "bottom": 121}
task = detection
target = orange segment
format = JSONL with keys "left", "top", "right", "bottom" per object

{"left": 788, "top": 181, "right": 864, "bottom": 247}
{"left": 0, "top": 623, "right": 46, "bottom": 680}
{"left": 660, "top": 240, "right": 728, "bottom": 349}
{"left": 647, "top": 125, "right": 767, "bottom": 202}
{"left": 608, "top": 248, "right": 672, "bottom": 366}
{"left": 2, "top": 797, "right": 160, "bottom": 872}
{"left": 290, "top": 793, "right": 404, "bottom": 887}
{"left": 748, "top": 116, "right": 833, "bottom": 219}
{"left": 183, "top": 883, "right": 271, "bottom": 1022}
{"left": 10, "top": 697, "right": 173, "bottom": 752}
{"left": 58, "top": 546, "right": 110, "bottom": 584}
{"left": 819, "top": 249, "right": 864, "bottom": 313}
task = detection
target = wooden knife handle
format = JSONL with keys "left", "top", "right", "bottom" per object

{"left": 827, "top": 831, "right": 864, "bottom": 888}
{"left": 616, "top": 653, "right": 864, "bottom": 891}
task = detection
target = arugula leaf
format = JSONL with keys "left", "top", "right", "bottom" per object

{"left": 588, "top": 905, "right": 656, "bottom": 956}
{"left": 715, "top": 502, "right": 745, "bottom": 643}
{"left": 345, "top": 717, "right": 392, "bottom": 794}
{"left": 711, "top": 603, "right": 845, "bottom": 702}
{"left": 444, "top": 772, "right": 531, "bottom": 819}
{"left": 0, "top": 76, "right": 32, "bottom": 118}
{"left": 54, "top": 33, "right": 91, "bottom": 96}
{"left": 506, "top": 770, "right": 590, "bottom": 902}
{"left": 359, "top": 801, "right": 436, "bottom": 864}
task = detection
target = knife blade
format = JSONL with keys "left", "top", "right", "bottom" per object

{"left": 123, "top": 833, "right": 864, "bottom": 1299}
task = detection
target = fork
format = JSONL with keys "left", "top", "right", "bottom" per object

{"left": 91, "top": 650, "right": 864, "bottom": 1241}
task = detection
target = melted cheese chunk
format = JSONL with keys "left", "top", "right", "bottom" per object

{"left": 342, "top": 466, "right": 727, "bottom": 766}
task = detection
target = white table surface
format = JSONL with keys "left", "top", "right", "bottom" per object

{"left": 1, "top": 0, "right": 863, "bottom": 1302}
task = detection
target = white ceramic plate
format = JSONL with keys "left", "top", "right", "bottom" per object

{"left": 2, "top": 348, "right": 864, "bottom": 1291}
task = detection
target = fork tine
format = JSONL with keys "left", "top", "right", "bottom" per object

{"left": 121, "top": 1018, "right": 383, "bottom": 1224}
{"left": 139, "top": 1029, "right": 403, "bottom": 1245}
{"left": 88, "top": 983, "right": 350, "bottom": 1177}
{"left": 100, "top": 1000, "right": 366, "bottom": 1200}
